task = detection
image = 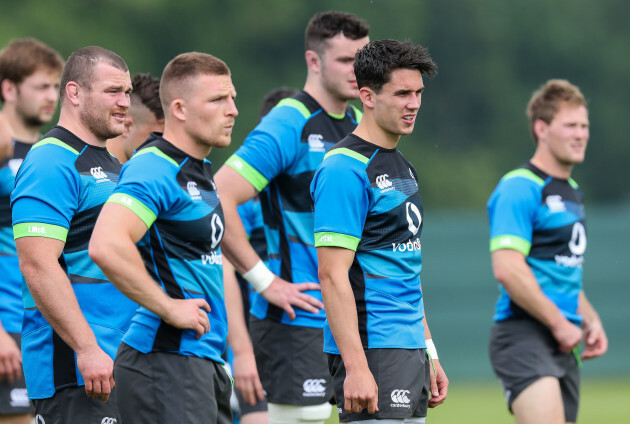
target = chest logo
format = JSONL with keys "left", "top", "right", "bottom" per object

{"left": 308, "top": 134, "right": 325, "bottom": 152}
{"left": 546, "top": 195, "right": 566, "bottom": 213}
{"left": 210, "top": 213, "right": 224, "bottom": 249}
{"left": 376, "top": 174, "right": 393, "bottom": 190}
{"left": 90, "top": 167, "right": 110, "bottom": 182}
{"left": 187, "top": 181, "right": 201, "bottom": 200}
{"left": 406, "top": 202, "right": 422, "bottom": 236}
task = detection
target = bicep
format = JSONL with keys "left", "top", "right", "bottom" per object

{"left": 93, "top": 202, "right": 149, "bottom": 245}
{"left": 317, "top": 246, "right": 355, "bottom": 282}
{"left": 215, "top": 166, "right": 258, "bottom": 207}
{"left": 16, "top": 236, "right": 65, "bottom": 275}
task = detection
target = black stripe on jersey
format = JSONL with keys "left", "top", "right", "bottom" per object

{"left": 52, "top": 330, "right": 77, "bottom": 390}
{"left": 68, "top": 274, "right": 109, "bottom": 284}
{"left": 65, "top": 204, "right": 102, "bottom": 253}
{"left": 530, "top": 223, "right": 580, "bottom": 259}
{"left": 149, "top": 226, "right": 184, "bottom": 352}
{"left": 266, "top": 180, "right": 292, "bottom": 321}
{"left": 350, "top": 258, "right": 368, "bottom": 347}
{"left": 276, "top": 171, "right": 315, "bottom": 213}
{"left": 249, "top": 227, "right": 268, "bottom": 262}
{"left": 0, "top": 195, "right": 10, "bottom": 226}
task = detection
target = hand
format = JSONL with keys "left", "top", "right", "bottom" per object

{"left": 163, "top": 298, "right": 212, "bottom": 339}
{"left": 0, "top": 329, "right": 22, "bottom": 384}
{"left": 428, "top": 358, "right": 448, "bottom": 408}
{"left": 551, "top": 319, "right": 583, "bottom": 353}
{"left": 581, "top": 320, "right": 608, "bottom": 360}
{"left": 232, "top": 349, "right": 265, "bottom": 406}
{"left": 344, "top": 368, "right": 379, "bottom": 414}
{"left": 261, "top": 276, "right": 323, "bottom": 320}
{"left": 76, "top": 345, "right": 115, "bottom": 402}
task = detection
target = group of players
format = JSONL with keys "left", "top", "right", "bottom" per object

{"left": 0, "top": 9, "right": 608, "bottom": 424}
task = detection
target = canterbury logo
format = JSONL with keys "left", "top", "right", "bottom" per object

{"left": 376, "top": 174, "right": 392, "bottom": 190}
{"left": 390, "top": 389, "right": 411, "bottom": 404}
{"left": 187, "top": 181, "right": 201, "bottom": 199}
{"left": 90, "top": 167, "right": 108, "bottom": 180}
{"left": 303, "top": 379, "right": 326, "bottom": 393}
{"left": 101, "top": 418, "right": 118, "bottom": 424}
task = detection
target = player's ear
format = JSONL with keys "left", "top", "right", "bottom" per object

{"left": 65, "top": 82, "right": 81, "bottom": 106}
{"left": 533, "top": 119, "right": 547, "bottom": 142}
{"left": 359, "top": 87, "right": 374, "bottom": 109}
{"left": 170, "top": 99, "right": 186, "bottom": 121}
{"left": 0, "top": 79, "right": 17, "bottom": 103}
{"left": 305, "top": 50, "right": 321, "bottom": 74}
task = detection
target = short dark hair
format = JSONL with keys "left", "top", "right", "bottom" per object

{"left": 160, "top": 52, "right": 230, "bottom": 111}
{"left": 305, "top": 11, "right": 369, "bottom": 56}
{"left": 0, "top": 38, "right": 64, "bottom": 102}
{"left": 527, "top": 79, "right": 587, "bottom": 144}
{"left": 131, "top": 73, "right": 163, "bottom": 121}
{"left": 259, "top": 87, "right": 297, "bottom": 119}
{"left": 60, "top": 46, "right": 128, "bottom": 100}
{"left": 354, "top": 39, "right": 437, "bottom": 93}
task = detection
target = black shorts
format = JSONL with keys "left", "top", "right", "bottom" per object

{"left": 489, "top": 318, "right": 580, "bottom": 422}
{"left": 114, "top": 343, "right": 232, "bottom": 424}
{"left": 0, "top": 332, "right": 33, "bottom": 415}
{"left": 249, "top": 316, "right": 333, "bottom": 406}
{"left": 328, "top": 349, "right": 430, "bottom": 422}
{"left": 32, "top": 386, "right": 120, "bottom": 424}
{"left": 234, "top": 386, "right": 267, "bottom": 417}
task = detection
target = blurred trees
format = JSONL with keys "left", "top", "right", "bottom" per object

{"left": 2, "top": 0, "right": 628, "bottom": 207}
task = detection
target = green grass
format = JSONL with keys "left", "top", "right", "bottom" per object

{"left": 325, "top": 379, "right": 630, "bottom": 423}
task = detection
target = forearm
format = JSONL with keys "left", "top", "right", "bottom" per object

{"left": 577, "top": 291, "right": 601, "bottom": 327}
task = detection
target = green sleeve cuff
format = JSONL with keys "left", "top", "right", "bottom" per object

{"left": 13, "top": 223, "right": 68, "bottom": 242}
{"left": 314, "top": 232, "right": 360, "bottom": 251}
{"left": 490, "top": 235, "right": 531, "bottom": 255}
{"left": 225, "top": 155, "right": 269, "bottom": 192}
{"left": 106, "top": 193, "right": 156, "bottom": 228}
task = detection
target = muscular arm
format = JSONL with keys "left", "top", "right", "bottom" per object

{"left": 215, "top": 165, "right": 322, "bottom": 319}
{"left": 89, "top": 203, "right": 210, "bottom": 337}
{"left": 577, "top": 291, "right": 608, "bottom": 359}
{"left": 16, "top": 236, "right": 114, "bottom": 401}
{"left": 491, "top": 249, "right": 582, "bottom": 352}
{"left": 223, "top": 260, "right": 264, "bottom": 405}
{"left": 317, "top": 246, "right": 378, "bottom": 415}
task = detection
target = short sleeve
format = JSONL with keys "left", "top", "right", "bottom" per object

{"left": 11, "top": 144, "right": 80, "bottom": 241}
{"left": 226, "top": 105, "right": 306, "bottom": 191}
{"left": 107, "top": 152, "right": 178, "bottom": 228}
{"left": 311, "top": 155, "right": 370, "bottom": 251}
{"left": 487, "top": 176, "right": 542, "bottom": 255}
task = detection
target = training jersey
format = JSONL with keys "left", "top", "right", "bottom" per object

{"left": 226, "top": 91, "right": 361, "bottom": 327}
{"left": 0, "top": 141, "right": 32, "bottom": 333}
{"left": 108, "top": 134, "right": 227, "bottom": 364}
{"left": 488, "top": 162, "right": 586, "bottom": 324}
{"left": 311, "top": 134, "right": 426, "bottom": 354}
{"left": 11, "top": 126, "right": 138, "bottom": 399}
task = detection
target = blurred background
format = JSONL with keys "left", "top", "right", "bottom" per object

{"left": 2, "top": 0, "right": 628, "bottom": 421}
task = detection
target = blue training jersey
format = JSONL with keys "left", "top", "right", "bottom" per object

{"left": 11, "top": 126, "right": 138, "bottom": 399}
{"left": 108, "top": 134, "right": 227, "bottom": 364}
{"left": 0, "top": 141, "right": 32, "bottom": 333}
{"left": 487, "top": 162, "right": 586, "bottom": 324}
{"left": 226, "top": 91, "right": 361, "bottom": 327}
{"left": 311, "top": 134, "right": 426, "bottom": 354}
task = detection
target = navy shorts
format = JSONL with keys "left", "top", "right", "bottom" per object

{"left": 0, "top": 332, "right": 33, "bottom": 415}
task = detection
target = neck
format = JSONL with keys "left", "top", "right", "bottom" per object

{"left": 352, "top": 116, "right": 400, "bottom": 150}
{"left": 58, "top": 110, "right": 106, "bottom": 148}
{"left": 530, "top": 150, "right": 573, "bottom": 180}
{"left": 162, "top": 127, "right": 211, "bottom": 161}
{"left": 3, "top": 107, "right": 41, "bottom": 143}
{"left": 303, "top": 79, "right": 348, "bottom": 117}
{"left": 106, "top": 138, "right": 129, "bottom": 163}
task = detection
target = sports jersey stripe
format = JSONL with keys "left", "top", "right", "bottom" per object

{"left": 276, "top": 98, "right": 312, "bottom": 119}
{"left": 149, "top": 225, "right": 184, "bottom": 351}
{"left": 503, "top": 168, "right": 545, "bottom": 185}
{"left": 323, "top": 147, "right": 370, "bottom": 164}
{"left": 13, "top": 222, "right": 68, "bottom": 242}
{"left": 52, "top": 330, "right": 77, "bottom": 392}
{"left": 351, "top": 105, "right": 363, "bottom": 122}
{"left": 568, "top": 178, "right": 579, "bottom": 189}
{"left": 314, "top": 231, "right": 360, "bottom": 251}
{"left": 133, "top": 146, "right": 179, "bottom": 167}
{"left": 490, "top": 234, "right": 531, "bottom": 255}
{"left": 107, "top": 193, "right": 157, "bottom": 228}
{"left": 226, "top": 155, "right": 269, "bottom": 192}
{"left": 31, "top": 137, "right": 80, "bottom": 155}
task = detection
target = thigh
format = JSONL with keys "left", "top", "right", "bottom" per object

{"left": 32, "top": 386, "right": 120, "bottom": 424}
{"left": 512, "top": 376, "right": 565, "bottom": 424}
{"left": 250, "top": 317, "right": 332, "bottom": 406}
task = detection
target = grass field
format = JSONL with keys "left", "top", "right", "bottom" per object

{"left": 325, "top": 379, "right": 630, "bottom": 423}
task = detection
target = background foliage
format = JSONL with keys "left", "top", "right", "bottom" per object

{"left": 2, "top": 0, "right": 629, "bottom": 208}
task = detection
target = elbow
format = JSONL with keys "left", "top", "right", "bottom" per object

{"left": 88, "top": 237, "right": 109, "bottom": 270}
